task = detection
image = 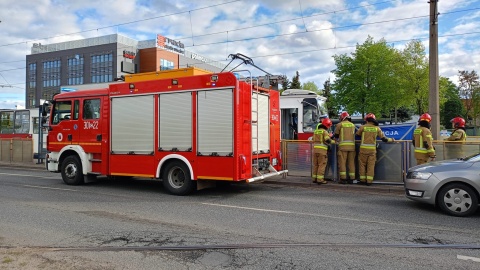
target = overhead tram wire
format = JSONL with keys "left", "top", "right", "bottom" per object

{"left": 1, "top": 3, "right": 479, "bottom": 67}
{"left": 0, "top": 2, "right": 478, "bottom": 50}
{"left": 0, "top": 0, "right": 242, "bottom": 48}
{"left": 2, "top": 28, "right": 480, "bottom": 75}
{"left": 0, "top": 0, "right": 400, "bottom": 49}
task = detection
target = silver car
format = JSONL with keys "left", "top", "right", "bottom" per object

{"left": 404, "top": 153, "right": 480, "bottom": 217}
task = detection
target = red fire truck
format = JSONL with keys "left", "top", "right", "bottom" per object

{"left": 44, "top": 67, "right": 285, "bottom": 195}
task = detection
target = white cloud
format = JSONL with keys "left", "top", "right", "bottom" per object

{"left": 0, "top": 0, "right": 479, "bottom": 109}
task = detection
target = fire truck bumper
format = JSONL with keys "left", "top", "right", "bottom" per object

{"left": 247, "top": 165, "right": 288, "bottom": 183}
{"left": 46, "top": 153, "right": 59, "bottom": 172}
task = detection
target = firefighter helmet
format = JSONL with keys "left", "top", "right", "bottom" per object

{"left": 451, "top": 117, "right": 466, "bottom": 128}
{"left": 419, "top": 113, "right": 432, "bottom": 123}
{"left": 340, "top": 111, "right": 350, "bottom": 121}
{"left": 322, "top": 118, "right": 333, "bottom": 129}
{"left": 365, "top": 113, "right": 376, "bottom": 121}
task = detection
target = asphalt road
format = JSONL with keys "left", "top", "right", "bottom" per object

{"left": 1, "top": 165, "right": 480, "bottom": 269}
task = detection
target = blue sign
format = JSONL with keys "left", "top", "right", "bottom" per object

{"left": 380, "top": 124, "right": 416, "bottom": 140}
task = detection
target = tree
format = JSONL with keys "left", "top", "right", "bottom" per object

{"left": 442, "top": 99, "right": 464, "bottom": 129}
{"left": 331, "top": 36, "right": 399, "bottom": 118}
{"left": 322, "top": 79, "right": 339, "bottom": 118}
{"left": 281, "top": 75, "right": 290, "bottom": 91}
{"left": 290, "top": 71, "right": 301, "bottom": 89}
{"left": 439, "top": 76, "right": 462, "bottom": 128}
{"left": 458, "top": 70, "right": 480, "bottom": 126}
{"left": 302, "top": 81, "right": 320, "bottom": 93}
{"left": 397, "top": 40, "right": 429, "bottom": 115}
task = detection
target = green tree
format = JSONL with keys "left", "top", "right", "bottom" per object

{"left": 302, "top": 81, "right": 320, "bottom": 93}
{"left": 290, "top": 71, "right": 301, "bottom": 89}
{"left": 458, "top": 70, "right": 480, "bottom": 126}
{"left": 281, "top": 75, "right": 290, "bottom": 92}
{"left": 442, "top": 99, "right": 465, "bottom": 129}
{"left": 439, "top": 76, "right": 462, "bottom": 128}
{"left": 397, "top": 40, "right": 429, "bottom": 115}
{"left": 331, "top": 36, "right": 399, "bottom": 118}
{"left": 322, "top": 79, "right": 339, "bottom": 118}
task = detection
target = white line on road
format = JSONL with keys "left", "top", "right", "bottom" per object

{"left": 0, "top": 172, "right": 57, "bottom": 179}
{"left": 202, "top": 203, "right": 471, "bottom": 234}
{"left": 23, "top": 185, "right": 78, "bottom": 192}
{"left": 457, "top": 255, "right": 480, "bottom": 262}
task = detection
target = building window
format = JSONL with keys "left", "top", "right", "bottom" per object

{"left": 67, "top": 55, "right": 84, "bottom": 85}
{"left": 28, "top": 63, "right": 36, "bottom": 89}
{"left": 160, "top": 59, "right": 174, "bottom": 70}
{"left": 42, "top": 60, "right": 61, "bottom": 87}
{"left": 91, "top": 53, "right": 113, "bottom": 83}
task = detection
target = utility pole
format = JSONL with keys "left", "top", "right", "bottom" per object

{"left": 429, "top": 0, "right": 440, "bottom": 139}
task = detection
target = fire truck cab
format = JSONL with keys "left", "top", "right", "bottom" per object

{"left": 45, "top": 68, "right": 286, "bottom": 195}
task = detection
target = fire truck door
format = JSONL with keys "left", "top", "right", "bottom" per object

{"left": 50, "top": 100, "right": 80, "bottom": 146}
{"left": 79, "top": 98, "right": 102, "bottom": 154}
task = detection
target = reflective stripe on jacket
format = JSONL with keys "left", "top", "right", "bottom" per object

{"left": 413, "top": 127, "right": 435, "bottom": 156}
{"left": 313, "top": 124, "right": 330, "bottom": 151}
{"left": 334, "top": 121, "right": 355, "bottom": 151}
{"left": 355, "top": 123, "right": 384, "bottom": 152}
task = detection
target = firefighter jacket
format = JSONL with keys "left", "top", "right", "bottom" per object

{"left": 313, "top": 124, "right": 331, "bottom": 154}
{"left": 355, "top": 122, "right": 392, "bottom": 153}
{"left": 334, "top": 120, "right": 356, "bottom": 151}
{"left": 446, "top": 128, "right": 467, "bottom": 141}
{"left": 413, "top": 126, "right": 435, "bottom": 158}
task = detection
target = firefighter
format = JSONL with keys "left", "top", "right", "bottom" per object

{"left": 355, "top": 113, "right": 394, "bottom": 186}
{"left": 445, "top": 116, "right": 467, "bottom": 159}
{"left": 312, "top": 117, "right": 333, "bottom": 184}
{"left": 412, "top": 113, "right": 436, "bottom": 165}
{"left": 333, "top": 111, "right": 356, "bottom": 184}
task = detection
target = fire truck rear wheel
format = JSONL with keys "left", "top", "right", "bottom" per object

{"left": 61, "top": 155, "right": 84, "bottom": 185}
{"left": 162, "top": 161, "right": 195, "bottom": 195}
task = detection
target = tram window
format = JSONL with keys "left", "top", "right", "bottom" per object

{"left": 14, "top": 110, "right": 30, "bottom": 134}
{"left": 0, "top": 111, "right": 14, "bottom": 134}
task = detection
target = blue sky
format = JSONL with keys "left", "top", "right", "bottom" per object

{"left": 0, "top": 0, "right": 479, "bottom": 109}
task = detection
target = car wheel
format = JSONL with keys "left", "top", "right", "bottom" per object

{"left": 437, "top": 183, "right": 478, "bottom": 217}
{"left": 61, "top": 155, "right": 84, "bottom": 185}
{"left": 162, "top": 161, "right": 195, "bottom": 195}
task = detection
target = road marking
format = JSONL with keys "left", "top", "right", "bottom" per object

{"left": 202, "top": 203, "right": 471, "bottom": 234}
{"left": 0, "top": 172, "right": 57, "bottom": 179}
{"left": 457, "top": 255, "right": 480, "bottom": 262}
{"left": 23, "top": 185, "right": 77, "bottom": 192}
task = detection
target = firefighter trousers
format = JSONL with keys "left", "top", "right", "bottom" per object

{"left": 358, "top": 151, "right": 376, "bottom": 183}
{"left": 338, "top": 150, "right": 356, "bottom": 180}
{"left": 312, "top": 149, "right": 328, "bottom": 182}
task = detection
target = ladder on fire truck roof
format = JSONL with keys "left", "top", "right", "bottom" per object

{"left": 222, "top": 53, "right": 287, "bottom": 182}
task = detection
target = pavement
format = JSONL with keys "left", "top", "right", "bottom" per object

{"left": 0, "top": 161, "right": 405, "bottom": 195}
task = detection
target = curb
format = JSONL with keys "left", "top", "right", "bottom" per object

{"left": 0, "top": 162, "right": 405, "bottom": 195}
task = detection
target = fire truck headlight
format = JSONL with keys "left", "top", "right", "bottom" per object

{"left": 172, "top": 79, "right": 178, "bottom": 85}
{"left": 272, "top": 158, "right": 278, "bottom": 166}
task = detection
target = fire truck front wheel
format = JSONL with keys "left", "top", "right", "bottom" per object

{"left": 61, "top": 155, "right": 84, "bottom": 185}
{"left": 162, "top": 161, "right": 195, "bottom": 195}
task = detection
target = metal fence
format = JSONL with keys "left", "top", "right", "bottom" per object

{"left": 0, "top": 138, "right": 34, "bottom": 163}
{"left": 282, "top": 140, "right": 480, "bottom": 184}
